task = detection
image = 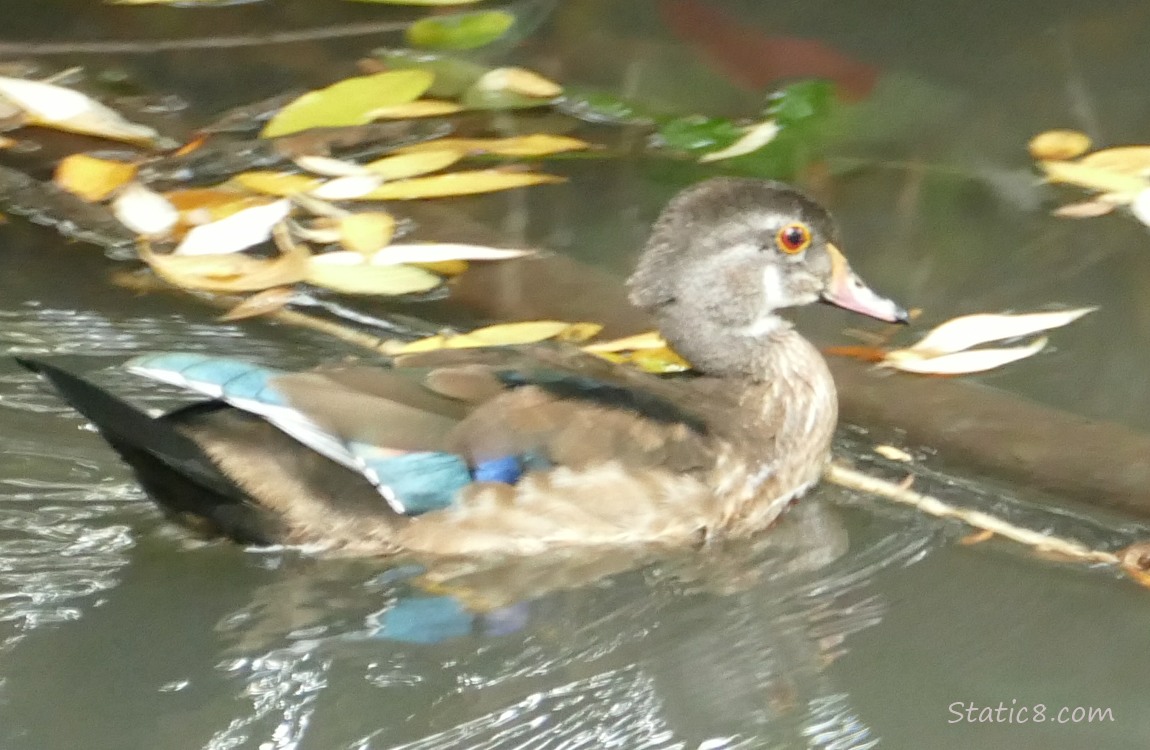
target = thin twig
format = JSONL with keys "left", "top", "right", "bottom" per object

{"left": 826, "top": 461, "right": 1121, "bottom": 566}
{"left": 0, "top": 20, "right": 408, "bottom": 57}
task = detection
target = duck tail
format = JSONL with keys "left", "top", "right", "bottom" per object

{"left": 16, "top": 357, "right": 278, "bottom": 544}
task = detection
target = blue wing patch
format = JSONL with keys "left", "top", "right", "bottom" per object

{"left": 128, "top": 353, "right": 287, "bottom": 406}
{"left": 351, "top": 446, "right": 471, "bottom": 515}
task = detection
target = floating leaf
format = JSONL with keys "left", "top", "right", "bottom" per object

{"left": 583, "top": 331, "right": 668, "bottom": 353}
{"left": 959, "top": 529, "right": 995, "bottom": 545}
{"left": 406, "top": 10, "right": 516, "bottom": 50}
{"left": 219, "top": 286, "right": 295, "bottom": 321}
{"left": 262, "top": 70, "right": 434, "bottom": 138}
{"left": 339, "top": 212, "right": 397, "bottom": 254}
{"left": 54, "top": 154, "right": 137, "bottom": 201}
{"left": 1028, "top": 130, "right": 1091, "bottom": 161}
{"left": 554, "top": 322, "right": 603, "bottom": 342}
{"left": 1040, "top": 160, "right": 1148, "bottom": 196}
{"left": 368, "top": 100, "right": 465, "bottom": 119}
{"left": 1052, "top": 199, "right": 1117, "bottom": 218}
{"left": 112, "top": 183, "right": 179, "bottom": 237}
{"left": 0, "top": 75, "right": 162, "bottom": 145}
{"left": 295, "top": 155, "right": 369, "bottom": 177}
{"left": 374, "top": 49, "right": 487, "bottom": 98}
{"left": 413, "top": 259, "right": 468, "bottom": 276}
{"left": 394, "top": 320, "right": 596, "bottom": 353}
{"left": 618, "top": 347, "right": 692, "bottom": 374}
{"left": 140, "top": 229, "right": 309, "bottom": 293}
{"left": 164, "top": 188, "right": 267, "bottom": 225}
{"left": 174, "top": 199, "right": 291, "bottom": 255}
{"left": 310, "top": 173, "right": 384, "bottom": 200}
{"left": 364, "top": 149, "right": 465, "bottom": 180}
{"left": 473, "top": 67, "right": 562, "bottom": 98}
{"left": 361, "top": 169, "right": 564, "bottom": 200}
{"left": 897, "top": 308, "right": 1096, "bottom": 357}
{"left": 305, "top": 258, "right": 441, "bottom": 295}
{"left": 232, "top": 171, "right": 323, "bottom": 196}
{"left": 822, "top": 345, "right": 888, "bottom": 363}
{"left": 1131, "top": 188, "right": 1150, "bottom": 228}
{"left": 396, "top": 134, "right": 589, "bottom": 157}
{"left": 881, "top": 338, "right": 1049, "bottom": 375}
{"left": 1076, "top": 146, "right": 1150, "bottom": 176}
{"left": 367, "top": 242, "right": 532, "bottom": 264}
{"left": 699, "top": 119, "right": 780, "bottom": 163}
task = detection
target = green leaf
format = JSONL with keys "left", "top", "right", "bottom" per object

{"left": 655, "top": 115, "right": 743, "bottom": 154}
{"left": 555, "top": 87, "right": 656, "bottom": 126}
{"left": 406, "top": 10, "right": 516, "bottom": 50}
{"left": 765, "top": 79, "right": 836, "bottom": 127}
{"left": 374, "top": 49, "right": 486, "bottom": 97}
{"left": 262, "top": 70, "right": 435, "bottom": 138}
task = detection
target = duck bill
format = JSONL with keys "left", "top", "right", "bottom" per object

{"left": 821, "top": 244, "right": 908, "bottom": 323}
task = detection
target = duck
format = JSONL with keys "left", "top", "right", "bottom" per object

{"left": 18, "top": 177, "right": 906, "bottom": 557}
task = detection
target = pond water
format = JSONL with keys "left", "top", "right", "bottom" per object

{"left": 2, "top": 1, "right": 1150, "bottom": 748}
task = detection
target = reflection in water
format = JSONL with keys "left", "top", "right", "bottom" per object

{"left": 184, "top": 501, "right": 933, "bottom": 749}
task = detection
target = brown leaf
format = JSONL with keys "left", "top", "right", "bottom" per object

{"left": 218, "top": 286, "right": 295, "bottom": 321}
{"left": 138, "top": 225, "right": 310, "bottom": 293}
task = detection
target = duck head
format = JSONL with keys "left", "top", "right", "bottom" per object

{"left": 627, "top": 178, "right": 906, "bottom": 375}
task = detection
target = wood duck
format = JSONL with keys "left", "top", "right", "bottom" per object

{"left": 19, "top": 178, "right": 906, "bottom": 557}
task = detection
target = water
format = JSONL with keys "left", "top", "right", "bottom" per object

{"left": 2, "top": 1, "right": 1150, "bottom": 747}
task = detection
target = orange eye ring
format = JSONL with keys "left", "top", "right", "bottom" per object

{"left": 776, "top": 222, "right": 812, "bottom": 254}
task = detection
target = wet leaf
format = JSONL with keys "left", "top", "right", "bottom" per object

{"left": 1028, "top": 130, "right": 1091, "bottom": 161}
{"left": 112, "top": 182, "right": 179, "bottom": 237}
{"left": 310, "top": 173, "right": 384, "bottom": 200}
{"left": 395, "top": 134, "right": 589, "bottom": 157}
{"left": 624, "top": 347, "right": 692, "bottom": 373}
{"left": 54, "top": 154, "right": 138, "bottom": 202}
{"left": 899, "top": 308, "right": 1096, "bottom": 357}
{"left": 394, "top": 320, "right": 592, "bottom": 353}
{"left": 366, "top": 242, "right": 533, "bottom": 264}
{"left": 583, "top": 331, "right": 668, "bottom": 353}
{"left": 554, "top": 322, "right": 603, "bottom": 342}
{"left": 295, "top": 155, "right": 369, "bottom": 177}
{"left": 766, "top": 79, "right": 836, "bottom": 127}
{"left": 555, "top": 87, "right": 656, "bottom": 126}
{"left": 699, "top": 119, "right": 780, "bottom": 163}
{"left": 657, "top": 115, "right": 744, "bottom": 154}
{"left": 262, "top": 70, "right": 435, "bottom": 138}
{"left": 0, "top": 75, "right": 162, "bottom": 145}
{"left": 406, "top": 10, "right": 516, "bottom": 50}
{"left": 1131, "top": 188, "right": 1150, "bottom": 228}
{"left": 1052, "top": 199, "right": 1117, "bottom": 218}
{"left": 164, "top": 187, "right": 266, "bottom": 225}
{"left": 365, "top": 149, "right": 465, "bottom": 180}
{"left": 413, "top": 259, "right": 468, "bottom": 276}
{"left": 139, "top": 231, "right": 310, "bottom": 293}
{"left": 368, "top": 100, "right": 465, "bottom": 119}
{"left": 339, "top": 212, "right": 397, "bottom": 254}
{"left": 305, "top": 258, "right": 441, "bottom": 295}
{"left": 1076, "top": 146, "right": 1150, "bottom": 175}
{"left": 1040, "top": 160, "right": 1148, "bottom": 196}
{"left": 473, "top": 67, "right": 562, "bottom": 99}
{"left": 374, "top": 49, "right": 486, "bottom": 98}
{"left": 360, "top": 169, "right": 564, "bottom": 200}
{"left": 174, "top": 199, "right": 291, "bottom": 255}
{"left": 232, "top": 171, "right": 323, "bottom": 197}
{"left": 882, "top": 337, "right": 1049, "bottom": 374}
{"left": 219, "top": 286, "right": 295, "bottom": 321}
{"left": 1119, "top": 541, "right": 1150, "bottom": 571}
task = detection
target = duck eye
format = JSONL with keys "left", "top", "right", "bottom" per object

{"left": 775, "top": 223, "right": 812, "bottom": 255}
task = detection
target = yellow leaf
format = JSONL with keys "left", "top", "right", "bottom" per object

{"left": 1076, "top": 146, "right": 1150, "bottom": 176}
{"left": 219, "top": 286, "right": 296, "bottom": 321}
{"left": 457, "top": 320, "right": 574, "bottom": 346}
{"left": 0, "top": 75, "right": 161, "bottom": 146}
{"left": 139, "top": 230, "right": 310, "bottom": 293}
{"left": 555, "top": 322, "right": 603, "bottom": 342}
{"left": 1027, "top": 130, "right": 1091, "bottom": 161}
{"left": 368, "top": 100, "right": 465, "bottom": 119}
{"left": 164, "top": 188, "right": 267, "bottom": 224}
{"left": 339, "top": 212, "right": 397, "bottom": 255}
{"left": 625, "top": 347, "right": 692, "bottom": 373}
{"left": 392, "top": 334, "right": 448, "bottom": 354}
{"left": 583, "top": 331, "right": 667, "bottom": 353}
{"left": 262, "top": 70, "right": 435, "bottom": 138}
{"left": 305, "top": 260, "right": 441, "bottom": 295}
{"left": 54, "top": 154, "right": 137, "bottom": 202}
{"left": 395, "top": 134, "right": 591, "bottom": 158}
{"left": 412, "top": 259, "right": 469, "bottom": 276}
{"left": 1040, "top": 160, "right": 1148, "bottom": 196}
{"left": 364, "top": 149, "right": 465, "bottom": 180}
{"left": 362, "top": 169, "right": 564, "bottom": 200}
{"left": 474, "top": 67, "right": 562, "bottom": 98}
{"left": 232, "top": 171, "right": 323, "bottom": 197}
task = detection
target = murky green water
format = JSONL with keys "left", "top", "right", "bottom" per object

{"left": 3, "top": 1, "right": 1150, "bottom": 748}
